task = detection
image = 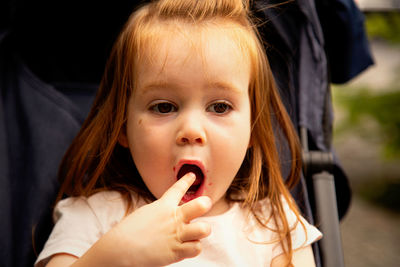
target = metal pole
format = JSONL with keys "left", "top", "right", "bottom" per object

{"left": 313, "top": 172, "right": 345, "bottom": 267}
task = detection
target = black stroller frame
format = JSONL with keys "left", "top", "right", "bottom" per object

{"left": 301, "top": 127, "right": 345, "bottom": 267}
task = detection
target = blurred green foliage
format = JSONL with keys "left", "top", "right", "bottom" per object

{"left": 333, "top": 88, "right": 400, "bottom": 159}
{"left": 365, "top": 12, "right": 400, "bottom": 44}
{"left": 359, "top": 179, "right": 400, "bottom": 213}
{"left": 332, "top": 12, "right": 400, "bottom": 212}
{"left": 333, "top": 88, "right": 400, "bottom": 212}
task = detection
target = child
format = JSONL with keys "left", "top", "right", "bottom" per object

{"left": 36, "top": 0, "right": 322, "bottom": 266}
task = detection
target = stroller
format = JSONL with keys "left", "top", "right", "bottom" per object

{"left": 0, "top": 0, "right": 373, "bottom": 266}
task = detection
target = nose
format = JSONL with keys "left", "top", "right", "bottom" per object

{"left": 176, "top": 114, "right": 207, "bottom": 146}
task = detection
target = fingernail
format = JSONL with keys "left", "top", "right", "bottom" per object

{"left": 187, "top": 172, "right": 196, "bottom": 179}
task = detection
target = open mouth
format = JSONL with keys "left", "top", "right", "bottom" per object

{"left": 176, "top": 163, "right": 205, "bottom": 201}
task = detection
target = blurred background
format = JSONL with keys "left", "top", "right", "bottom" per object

{"left": 335, "top": 1, "right": 400, "bottom": 266}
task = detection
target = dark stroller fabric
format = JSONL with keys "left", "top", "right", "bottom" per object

{"left": 0, "top": 2, "right": 137, "bottom": 266}
{"left": 316, "top": 0, "right": 374, "bottom": 84}
{"left": 0, "top": 32, "right": 92, "bottom": 267}
{"left": 254, "top": 0, "right": 373, "bottom": 220}
{"left": 0, "top": 0, "right": 373, "bottom": 266}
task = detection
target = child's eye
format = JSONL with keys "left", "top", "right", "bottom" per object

{"left": 149, "top": 102, "right": 177, "bottom": 114}
{"left": 207, "top": 101, "right": 232, "bottom": 114}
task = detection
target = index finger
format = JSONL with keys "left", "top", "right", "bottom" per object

{"left": 161, "top": 172, "right": 196, "bottom": 205}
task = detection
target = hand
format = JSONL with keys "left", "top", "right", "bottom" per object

{"left": 96, "top": 173, "right": 212, "bottom": 267}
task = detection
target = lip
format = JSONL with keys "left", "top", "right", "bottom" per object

{"left": 174, "top": 159, "right": 207, "bottom": 203}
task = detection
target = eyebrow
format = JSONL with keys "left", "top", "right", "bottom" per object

{"left": 138, "top": 81, "right": 176, "bottom": 96}
{"left": 139, "top": 80, "right": 243, "bottom": 95}
{"left": 208, "top": 81, "right": 243, "bottom": 94}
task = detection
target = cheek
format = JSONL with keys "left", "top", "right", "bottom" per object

{"left": 127, "top": 117, "right": 174, "bottom": 198}
{"left": 227, "top": 113, "right": 251, "bottom": 173}
{"left": 229, "top": 110, "right": 252, "bottom": 150}
{"left": 211, "top": 116, "right": 251, "bottom": 176}
{"left": 128, "top": 118, "right": 164, "bottom": 164}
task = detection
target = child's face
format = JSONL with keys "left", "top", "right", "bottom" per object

{"left": 120, "top": 24, "right": 251, "bottom": 216}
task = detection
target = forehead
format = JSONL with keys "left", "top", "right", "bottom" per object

{"left": 139, "top": 20, "right": 250, "bottom": 64}
{"left": 135, "top": 20, "right": 252, "bottom": 81}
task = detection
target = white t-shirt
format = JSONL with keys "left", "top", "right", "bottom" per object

{"left": 35, "top": 191, "right": 322, "bottom": 267}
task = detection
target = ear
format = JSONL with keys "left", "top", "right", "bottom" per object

{"left": 118, "top": 126, "right": 129, "bottom": 148}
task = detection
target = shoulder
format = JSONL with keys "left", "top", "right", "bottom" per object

{"left": 256, "top": 195, "right": 314, "bottom": 229}
{"left": 54, "top": 191, "right": 127, "bottom": 226}
{"left": 258, "top": 195, "right": 322, "bottom": 258}
{"left": 52, "top": 190, "right": 149, "bottom": 240}
{"left": 35, "top": 191, "right": 143, "bottom": 266}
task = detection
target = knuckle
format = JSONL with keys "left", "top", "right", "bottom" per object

{"left": 172, "top": 242, "right": 202, "bottom": 260}
{"left": 183, "top": 242, "right": 202, "bottom": 258}
{"left": 199, "top": 203, "right": 209, "bottom": 214}
{"left": 171, "top": 243, "right": 185, "bottom": 262}
{"left": 199, "top": 223, "right": 211, "bottom": 236}
{"left": 197, "top": 197, "right": 212, "bottom": 211}
{"left": 192, "top": 241, "right": 202, "bottom": 255}
{"left": 175, "top": 207, "right": 184, "bottom": 222}
{"left": 193, "top": 223, "right": 210, "bottom": 239}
